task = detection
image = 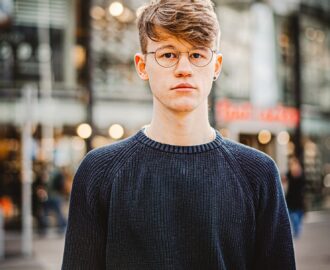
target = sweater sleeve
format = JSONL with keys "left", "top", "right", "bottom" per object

{"left": 62, "top": 151, "right": 107, "bottom": 270}
{"left": 252, "top": 158, "right": 296, "bottom": 269}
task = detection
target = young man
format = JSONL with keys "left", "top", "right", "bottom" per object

{"left": 62, "top": 0, "right": 296, "bottom": 269}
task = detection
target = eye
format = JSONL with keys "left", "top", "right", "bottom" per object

{"left": 190, "top": 48, "right": 209, "bottom": 59}
{"left": 191, "top": 53, "right": 203, "bottom": 59}
{"left": 162, "top": 52, "right": 177, "bottom": 59}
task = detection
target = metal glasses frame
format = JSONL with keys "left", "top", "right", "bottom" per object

{"left": 145, "top": 47, "right": 217, "bottom": 68}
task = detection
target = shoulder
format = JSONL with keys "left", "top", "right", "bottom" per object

{"left": 71, "top": 134, "right": 143, "bottom": 202}
{"left": 220, "top": 138, "right": 283, "bottom": 209}
{"left": 220, "top": 137, "right": 279, "bottom": 181}
{"left": 75, "top": 133, "right": 143, "bottom": 186}
{"left": 81, "top": 133, "right": 141, "bottom": 169}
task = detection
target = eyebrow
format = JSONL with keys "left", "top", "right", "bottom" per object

{"left": 154, "top": 45, "right": 209, "bottom": 51}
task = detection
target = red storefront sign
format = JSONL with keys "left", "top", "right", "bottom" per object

{"left": 216, "top": 99, "right": 299, "bottom": 127}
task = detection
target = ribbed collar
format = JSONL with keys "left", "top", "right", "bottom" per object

{"left": 134, "top": 129, "right": 223, "bottom": 154}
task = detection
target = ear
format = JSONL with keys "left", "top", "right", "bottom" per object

{"left": 213, "top": 53, "right": 223, "bottom": 79}
{"left": 134, "top": 53, "right": 149, "bottom": 81}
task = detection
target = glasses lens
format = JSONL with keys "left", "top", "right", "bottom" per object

{"left": 153, "top": 47, "right": 214, "bottom": 68}
{"left": 155, "top": 48, "right": 179, "bottom": 68}
{"left": 189, "top": 47, "right": 213, "bottom": 67}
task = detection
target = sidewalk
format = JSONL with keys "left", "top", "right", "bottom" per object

{"left": 0, "top": 229, "right": 65, "bottom": 270}
{"left": 0, "top": 210, "right": 329, "bottom": 270}
{"left": 294, "top": 210, "right": 330, "bottom": 270}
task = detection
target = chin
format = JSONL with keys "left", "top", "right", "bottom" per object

{"left": 155, "top": 95, "right": 201, "bottom": 113}
{"left": 169, "top": 102, "right": 198, "bottom": 113}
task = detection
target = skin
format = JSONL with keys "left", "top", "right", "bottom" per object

{"left": 135, "top": 28, "right": 223, "bottom": 146}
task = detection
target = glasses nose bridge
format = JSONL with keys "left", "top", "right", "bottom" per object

{"left": 177, "top": 51, "right": 192, "bottom": 66}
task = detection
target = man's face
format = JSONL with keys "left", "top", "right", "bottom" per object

{"left": 135, "top": 31, "right": 222, "bottom": 113}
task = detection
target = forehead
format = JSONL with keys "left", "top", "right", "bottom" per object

{"left": 147, "top": 37, "right": 193, "bottom": 51}
{"left": 146, "top": 26, "right": 213, "bottom": 51}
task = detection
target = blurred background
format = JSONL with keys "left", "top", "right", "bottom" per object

{"left": 0, "top": 0, "right": 329, "bottom": 269}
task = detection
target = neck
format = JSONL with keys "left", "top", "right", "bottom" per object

{"left": 146, "top": 101, "right": 215, "bottom": 146}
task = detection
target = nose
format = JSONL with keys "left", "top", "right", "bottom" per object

{"left": 173, "top": 53, "right": 192, "bottom": 77}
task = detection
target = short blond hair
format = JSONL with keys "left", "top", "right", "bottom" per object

{"left": 136, "top": 0, "right": 220, "bottom": 54}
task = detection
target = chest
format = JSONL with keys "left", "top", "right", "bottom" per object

{"left": 108, "top": 157, "right": 255, "bottom": 229}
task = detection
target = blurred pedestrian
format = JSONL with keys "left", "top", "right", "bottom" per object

{"left": 33, "top": 164, "right": 67, "bottom": 235}
{"left": 62, "top": 1, "right": 295, "bottom": 269}
{"left": 46, "top": 165, "right": 67, "bottom": 234}
{"left": 32, "top": 162, "right": 49, "bottom": 235}
{"left": 286, "top": 156, "right": 306, "bottom": 238}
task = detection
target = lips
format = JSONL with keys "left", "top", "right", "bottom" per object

{"left": 171, "top": 83, "right": 196, "bottom": 90}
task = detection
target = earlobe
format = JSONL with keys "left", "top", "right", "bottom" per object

{"left": 214, "top": 53, "right": 223, "bottom": 78}
{"left": 135, "top": 53, "right": 149, "bottom": 81}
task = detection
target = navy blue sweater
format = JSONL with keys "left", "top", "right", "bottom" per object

{"left": 62, "top": 129, "right": 295, "bottom": 269}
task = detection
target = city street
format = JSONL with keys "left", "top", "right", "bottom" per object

{"left": 0, "top": 210, "right": 329, "bottom": 270}
{"left": 295, "top": 210, "right": 330, "bottom": 270}
{"left": 0, "top": 0, "right": 328, "bottom": 269}
{"left": 0, "top": 229, "right": 65, "bottom": 270}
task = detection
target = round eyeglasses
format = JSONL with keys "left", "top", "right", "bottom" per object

{"left": 145, "top": 46, "right": 217, "bottom": 68}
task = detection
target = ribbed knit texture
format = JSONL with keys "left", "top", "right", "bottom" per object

{"left": 61, "top": 129, "right": 296, "bottom": 270}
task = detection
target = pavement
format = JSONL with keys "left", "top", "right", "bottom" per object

{"left": 0, "top": 210, "right": 329, "bottom": 270}
{"left": 0, "top": 229, "right": 65, "bottom": 270}
{"left": 295, "top": 210, "right": 330, "bottom": 270}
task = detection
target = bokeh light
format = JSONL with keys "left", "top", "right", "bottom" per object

{"left": 277, "top": 131, "right": 290, "bottom": 145}
{"left": 109, "top": 124, "right": 124, "bottom": 140}
{"left": 77, "top": 123, "right": 92, "bottom": 139}
{"left": 109, "top": 2, "right": 124, "bottom": 17}
{"left": 90, "top": 6, "right": 105, "bottom": 20}
{"left": 258, "top": 130, "right": 272, "bottom": 145}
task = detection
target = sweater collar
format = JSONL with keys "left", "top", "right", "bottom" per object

{"left": 134, "top": 129, "right": 223, "bottom": 154}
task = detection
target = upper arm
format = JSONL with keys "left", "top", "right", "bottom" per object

{"left": 253, "top": 159, "right": 296, "bottom": 269}
{"left": 62, "top": 152, "right": 107, "bottom": 270}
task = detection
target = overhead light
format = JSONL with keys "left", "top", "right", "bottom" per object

{"left": 277, "top": 131, "right": 290, "bottom": 145}
{"left": 90, "top": 6, "right": 105, "bottom": 20}
{"left": 109, "top": 2, "right": 124, "bottom": 17}
{"left": 77, "top": 123, "right": 92, "bottom": 139}
{"left": 258, "top": 130, "right": 272, "bottom": 145}
{"left": 109, "top": 124, "right": 124, "bottom": 140}
{"left": 17, "top": 43, "right": 32, "bottom": 61}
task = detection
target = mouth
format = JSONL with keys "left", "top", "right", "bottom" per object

{"left": 171, "top": 83, "right": 196, "bottom": 91}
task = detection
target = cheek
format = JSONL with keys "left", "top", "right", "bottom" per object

{"left": 199, "top": 70, "right": 214, "bottom": 92}
{"left": 147, "top": 68, "right": 170, "bottom": 93}
{"left": 148, "top": 77, "right": 167, "bottom": 98}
